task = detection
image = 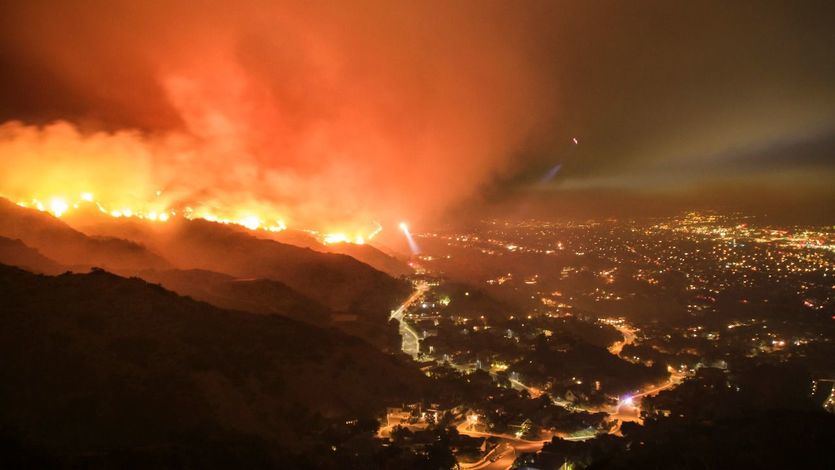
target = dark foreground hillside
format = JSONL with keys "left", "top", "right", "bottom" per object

{"left": 0, "top": 265, "right": 428, "bottom": 466}
{"left": 136, "top": 268, "right": 334, "bottom": 326}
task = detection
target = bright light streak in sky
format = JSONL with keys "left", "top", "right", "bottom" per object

{"left": 400, "top": 222, "right": 420, "bottom": 254}
{"left": 540, "top": 163, "right": 563, "bottom": 184}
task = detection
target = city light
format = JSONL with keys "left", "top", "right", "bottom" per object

{"left": 467, "top": 413, "right": 479, "bottom": 429}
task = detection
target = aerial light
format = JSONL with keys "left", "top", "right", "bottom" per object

{"left": 399, "top": 221, "right": 420, "bottom": 254}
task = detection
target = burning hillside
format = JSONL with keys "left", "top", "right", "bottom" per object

{"left": 0, "top": 2, "right": 559, "bottom": 245}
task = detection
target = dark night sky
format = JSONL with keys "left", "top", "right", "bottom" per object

{"left": 496, "top": 1, "right": 835, "bottom": 195}
{"left": 0, "top": 0, "right": 833, "bottom": 225}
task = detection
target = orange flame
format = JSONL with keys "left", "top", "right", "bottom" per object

{"left": 12, "top": 191, "right": 384, "bottom": 245}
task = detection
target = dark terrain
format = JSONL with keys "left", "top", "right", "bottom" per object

{"left": 0, "top": 264, "right": 428, "bottom": 466}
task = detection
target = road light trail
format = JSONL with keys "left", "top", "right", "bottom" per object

{"left": 391, "top": 281, "right": 429, "bottom": 357}
{"left": 608, "top": 323, "right": 637, "bottom": 355}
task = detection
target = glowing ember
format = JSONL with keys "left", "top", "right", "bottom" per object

{"left": 324, "top": 233, "right": 349, "bottom": 244}
{"left": 323, "top": 232, "right": 367, "bottom": 245}
{"left": 49, "top": 197, "right": 69, "bottom": 217}
{"left": 239, "top": 215, "right": 261, "bottom": 231}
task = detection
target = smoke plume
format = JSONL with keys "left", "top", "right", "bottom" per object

{"left": 0, "top": 0, "right": 558, "bottom": 233}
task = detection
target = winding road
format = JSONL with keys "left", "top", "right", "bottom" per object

{"left": 391, "top": 281, "right": 429, "bottom": 357}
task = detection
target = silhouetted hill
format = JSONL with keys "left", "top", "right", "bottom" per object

{"left": 254, "top": 229, "right": 411, "bottom": 277}
{"left": 0, "top": 264, "right": 428, "bottom": 464}
{"left": 267, "top": 228, "right": 323, "bottom": 248}
{"left": 266, "top": 229, "right": 412, "bottom": 277}
{"left": 0, "top": 236, "right": 64, "bottom": 274}
{"left": 0, "top": 198, "right": 169, "bottom": 271}
{"left": 61, "top": 213, "right": 411, "bottom": 346}
{"left": 325, "top": 242, "right": 412, "bottom": 277}
{"left": 137, "top": 268, "right": 333, "bottom": 325}
{"left": 69, "top": 210, "right": 413, "bottom": 278}
{"left": 173, "top": 220, "right": 406, "bottom": 307}
{"left": 159, "top": 220, "right": 411, "bottom": 350}
{"left": 62, "top": 210, "right": 409, "bottom": 314}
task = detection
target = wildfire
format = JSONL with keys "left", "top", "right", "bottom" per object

{"left": 18, "top": 193, "right": 179, "bottom": 225}
{"left": 319, "top": 221, "right": 383, "bottom": 245}
{"left": 12, "top": 192, "right": 380, "bottom": 245}
{"left": 323, "top": 233, "right": 355, "bottom": 245}
{"left": 49, "top": 197, "right": 69, "bottom": 217}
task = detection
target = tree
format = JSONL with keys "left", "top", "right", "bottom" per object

{"left": 390, "top": 425, "right": 412, "bottom": 444}
{"left": 426, "top": 431, "right": 457, "bottom": 470}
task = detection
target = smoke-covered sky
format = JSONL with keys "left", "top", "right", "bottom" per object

{"left": 1, "top": 0, "right": 833, "bottom": 229}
